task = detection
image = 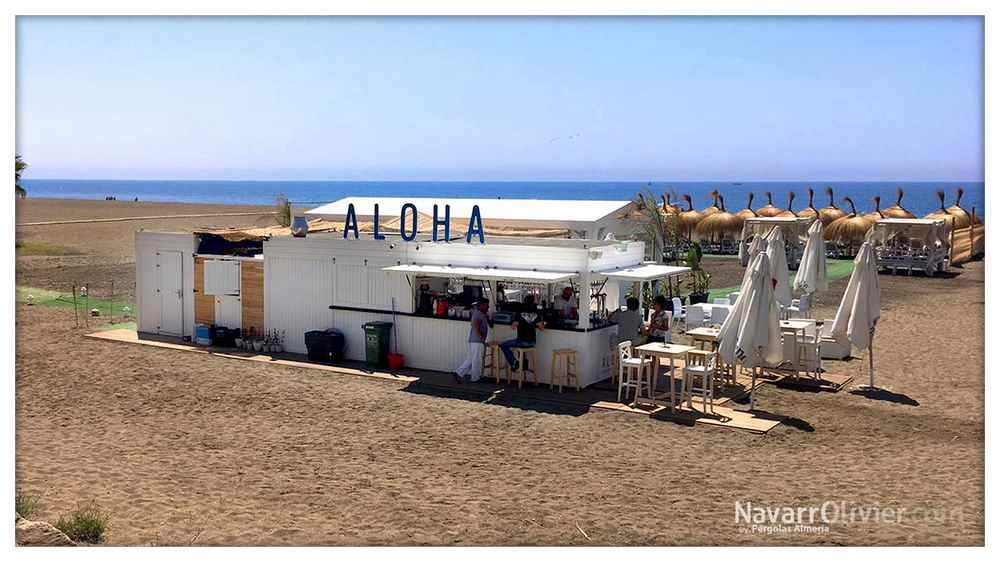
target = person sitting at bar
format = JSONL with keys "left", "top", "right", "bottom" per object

{"left": 500, "top": 294, "right": 544, "bottom": 372}
{"left": 609, "top": 296, "right": 642, "bottom": 344}
{"left": 454, "top": 298, "right": 490, "bottom": 384}
{"left": 553, "top": 286, "right": 578, "bottom": 321}
{"left": 644, "top": 295, "right": 672, "bottom": 343}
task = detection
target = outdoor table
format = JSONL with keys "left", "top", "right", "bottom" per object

{"left": 685, "top": 326, "right": 720, "bottom": 349}
{"left": 635, "top": 342, "right": 695, "bottom": 411}
{"left": 779, "top": 319, "right": 814, "bottom": 378}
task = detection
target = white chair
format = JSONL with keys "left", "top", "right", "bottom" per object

{"left": 788, "top": 293, "right": 811, "bottom": 319}
{"left": 686, "top": 304, "right": 707, "bottom": 330}
{"left": 819, "top": 319, "right": 851, "bottom": 359}
{"left": 671, "top": 297, "right": 686, "bottom": 329}
{"left": 728, "top": 292, "right": 740, "bottom": 305}
{"left": 683, "top": 350, "right": 717, "bottom": 413}
{"left": 709, "top": 305, "right": 729, "bottom": 326}
{"left": 713, "top": 297, "right": 729, "bottom": 306}
{"left": 617, "top": 341, "right": 653, "bottom": 403}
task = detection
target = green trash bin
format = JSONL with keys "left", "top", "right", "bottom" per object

{"left": 362, "top": 321, "right": 394, "bottom": 367}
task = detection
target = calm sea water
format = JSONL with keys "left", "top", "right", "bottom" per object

{"left": 20, "top": 179, "right": 985, "bottom": 219}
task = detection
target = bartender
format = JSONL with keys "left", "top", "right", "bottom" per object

{"left": 553, "top": 286, "right": 578, "bottom": 320}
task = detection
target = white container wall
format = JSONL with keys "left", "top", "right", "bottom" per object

{"left": 135, "top": 231, "right": 198, "bottom": 338}
{"left": 262, "top": 235, "right": 636, "bottom": 384}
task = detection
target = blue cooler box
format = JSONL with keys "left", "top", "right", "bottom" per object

{"left": 195, "top": 324, "right": 213, "bottom": 346}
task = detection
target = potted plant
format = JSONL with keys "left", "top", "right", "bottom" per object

{"left": 685, "top": 242, "right": 712, "bottom": 305}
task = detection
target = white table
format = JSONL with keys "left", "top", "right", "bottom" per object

{"left": 634, "top": 342, "right": 695, "bottom": 412}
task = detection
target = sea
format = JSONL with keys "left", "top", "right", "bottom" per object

{"left": 19, "top": 179, "right": 986, "bottom": 219}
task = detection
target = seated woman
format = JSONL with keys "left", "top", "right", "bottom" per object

{"left": 644, "top": 295, "right": 673, "bottom": 343}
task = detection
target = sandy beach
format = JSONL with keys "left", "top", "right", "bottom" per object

{"left": 15, "top": 198, "right": 984, "bottom": 545}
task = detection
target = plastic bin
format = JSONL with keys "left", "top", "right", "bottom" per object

{"left": 305, "top": 329, "right": 346, "bottom": 363}
{"left": 362, "top": 321, "right": 393, "bottom": 367}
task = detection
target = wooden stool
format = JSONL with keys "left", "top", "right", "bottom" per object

{"left": 510, "top": 347, "right": 537, "bottom": 388}
{"left": 549, "top": 348, "right": 580, "bottom": 392}
{"left": 483, "top": 341, "right": 502, "bottom": 382}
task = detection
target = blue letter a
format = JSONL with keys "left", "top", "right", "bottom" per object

{"left": 466, "top": 205, "right": 485, "bottom": 244}
{"left": 343, "top": 203, "right": 359, "bottom": 239}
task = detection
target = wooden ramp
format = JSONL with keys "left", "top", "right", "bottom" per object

{"left": 86, "top": 329, "right": 784, "bottom": 434}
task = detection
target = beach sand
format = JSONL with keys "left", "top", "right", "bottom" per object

{"left": 15, "top": 198, "right": 983, "bottom": 545}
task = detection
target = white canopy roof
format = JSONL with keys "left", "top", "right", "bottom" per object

{"left": 306, "top": 197, "right": 634, "bottom": 230}
{"left": 382, "top": 263, "right": 578, "bottom": 283}
{"left": 594, "top": 263, "right": 691, "bottom": 281}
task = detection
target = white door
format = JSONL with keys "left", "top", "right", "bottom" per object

{"left": 157, "top": 251, "right": 184, "bottom": 335}
{"left": 215, "top": 294, "right": 242, "bottom": 330}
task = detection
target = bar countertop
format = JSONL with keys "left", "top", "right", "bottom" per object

{"left": 328, "top": 304, "right": 618, "bottom": 333}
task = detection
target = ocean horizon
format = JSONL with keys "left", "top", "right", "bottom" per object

{"left": 20, "top": 179, "right": 986, "bottom": 219}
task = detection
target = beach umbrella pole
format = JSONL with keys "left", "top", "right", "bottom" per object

{"left": 857, "top": 329, "right": 877, "bottom": 390}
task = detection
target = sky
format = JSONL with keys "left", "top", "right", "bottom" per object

{"left": 16, "top": 16, "right": 984, "bottom": 182}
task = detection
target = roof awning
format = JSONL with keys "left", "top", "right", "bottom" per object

{"left": 594, "top": 263, "right": 691, "bottom": 281}
{"left": 382, "top": 264, "right": 578, "bottom": 283}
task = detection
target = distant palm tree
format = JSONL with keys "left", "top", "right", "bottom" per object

{"left": 15, "top": 155, "right": 27, "bottom": 198}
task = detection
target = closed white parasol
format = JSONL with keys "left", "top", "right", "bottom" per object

{"left": 718, "top": 252, "right": 782, "bottom": 410}
{"left": 765, "top": 226, "right": 793, "bottom": 307}
{"left": 831, "top": 238, "right": 881, "bottom": 388}
{"left": 793, "top": 220, "right": 828, "bottom": 294}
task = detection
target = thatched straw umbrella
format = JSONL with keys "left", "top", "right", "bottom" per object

{"left": 695, "top": 194, "right": 743, "bottom": 241}
{"left": 736, "top": 192, "right": 758, "bottom": 220}
{"left": 883, "top": 187, "right": 916, "bottom": 219}
{"left": 701, "top": 190, "right": 721, "bottom": 217}
{"left": 817, "top": 186, "right": 847, "bottom": 226}
{"left": 945, "top": 187, "right": 973, "bottom": 228}
{"left": 863, "top": 195, "right": 886, "bottom": 221}
{"left": 924, "top": 189, "right": 961, "bottom": 228}
{"left": 678, "top": 194, "right": 705, "bottom": 239}
{"left": 797, "top": 187, "right": 819, "bottom": 219}
{"left": 825, "top": 197, "right": 875, "bottom": 249}
{"left": 661, "top": 192, "right": 681, "bottom": 215}
{"left": 755, "top": 191, "right": 782, "bottom": 217}
{"left": 776, "top": 191, "right": 797, "bottom": 217}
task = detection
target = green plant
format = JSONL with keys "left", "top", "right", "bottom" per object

{"left": 630, "top": 188, "right": 680, "bottom": 262}
{"left": 15, "top": 154, "right": 27, "bottom": 197}
{"left": 15, "top": 493, "right": 39, "bottom": 518}
{"left": 685, "top": 242, "right": 712, "bottom": 294}
{"left": 54, "top": 505, "right": 108, "bottom": 544}
{"left": 275, "top": 193, "right": 292, "bottom": 227}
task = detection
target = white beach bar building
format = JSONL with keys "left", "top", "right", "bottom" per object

{"left": 135, "top": 197, "right": 689, "bottom": 387}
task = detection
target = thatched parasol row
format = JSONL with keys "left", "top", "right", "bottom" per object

{"left": 633, "top": 186, "right": 976, "bottom": 245}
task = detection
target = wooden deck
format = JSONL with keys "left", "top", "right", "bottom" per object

{"left": 84, "top": 328, "right": 808, "bottom": 434}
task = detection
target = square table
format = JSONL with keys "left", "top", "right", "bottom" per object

{"left": 779, "top": 319, "right": 816, "bottom": 378}
{"left": 634, "top": 342, "right": 695, "bottom": 411}
{"left": 685, "top": 326, "right": 720, "bottom": 349}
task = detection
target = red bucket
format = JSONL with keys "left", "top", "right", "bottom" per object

{"left": 387, "top": 353, "right": 406, "bottom": 370}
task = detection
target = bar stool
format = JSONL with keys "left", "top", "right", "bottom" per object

{"left": 510, "top": 347, "right": 538, "bottom": 388}
{"left": 549, "top": 348, "right": 580, "bottom": 392}
{"left": 483, "top": 341, "right": 502, "bottom": 382}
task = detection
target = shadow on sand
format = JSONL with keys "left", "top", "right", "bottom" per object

{"left": 849, "top": 387, "right": 920, "bottom": 406}
{"left": 399, "top": 379, "right": 593, "bottom": 416}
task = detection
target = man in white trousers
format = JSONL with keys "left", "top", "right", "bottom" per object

{"left": 454, "top": 298, "right": 490, "bottom": 384}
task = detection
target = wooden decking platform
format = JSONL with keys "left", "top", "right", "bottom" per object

{"left": 85, "top": 329, "right": 802, "bottom": 434}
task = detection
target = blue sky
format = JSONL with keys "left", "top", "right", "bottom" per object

{"left": 16, "top": 16, "right": 983, "bottom": 181}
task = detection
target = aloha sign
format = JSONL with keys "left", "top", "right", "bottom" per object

{"left": 342, "top": 203, "right": 485, "bottom": 244}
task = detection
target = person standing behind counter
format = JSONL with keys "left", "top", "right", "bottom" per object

{"left": 553, "top": 286, "right": 578, "bottom": 321}
{"left": 500, "top": 295, "right": 544, "bottom": 373}
{"left": 454, "top": 298, "right": 491, "bottom": 384}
